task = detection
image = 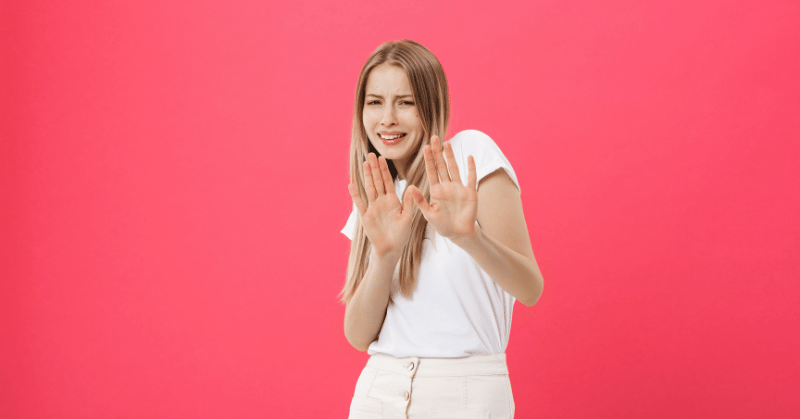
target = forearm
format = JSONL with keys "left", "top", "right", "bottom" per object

{"left": 344, "top": 250, "right": 399, "bottom": 351}
{"left": 452, "top": 226, "right": 544, "bottom": 306}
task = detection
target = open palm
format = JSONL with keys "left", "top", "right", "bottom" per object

{"left": 408, "top": 136, "right": 478, "bottom": 240}
{"left": 349, "top": 153, "right": 414, "bottom": 257}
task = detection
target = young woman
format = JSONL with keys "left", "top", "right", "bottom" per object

{"left": 341, "top": 40, "right": 544, "bottom": 419}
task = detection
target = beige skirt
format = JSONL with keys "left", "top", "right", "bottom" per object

{"left": 348, "top": 353, "right": 515, "bottom": 419}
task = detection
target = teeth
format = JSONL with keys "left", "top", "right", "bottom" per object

{"left": 379, "top": 134, "right": 403, "bottom": 140}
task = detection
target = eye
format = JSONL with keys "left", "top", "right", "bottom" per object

{"left": 366, "top": 100, "right": 381, "bottom": 105}
{"left": 401, "top": 101, "right": 415, "bottom": 106}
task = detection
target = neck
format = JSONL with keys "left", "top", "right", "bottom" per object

{"left": 394, "top": 162, "right": 407, "bottom": 180}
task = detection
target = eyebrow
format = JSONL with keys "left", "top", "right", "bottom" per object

{"left": 365, "top": 94, "right": 413, "bottom": 99}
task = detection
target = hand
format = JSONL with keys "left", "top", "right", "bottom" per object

{"left": 348, "top": 153, "right": 415, "bottom": 258}
{"left": 407, "top": 136, "right": 478, "bottom": 240}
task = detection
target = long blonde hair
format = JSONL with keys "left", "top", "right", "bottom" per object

{"left": 340, "top": 40, "right": 450, "bottom": 304}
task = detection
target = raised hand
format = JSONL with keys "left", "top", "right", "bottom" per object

{"left": 407, "top": 136, "right": 478, "bottom": 240}
{"left": 348, "top": 153, "right": 415, "bottom": 258}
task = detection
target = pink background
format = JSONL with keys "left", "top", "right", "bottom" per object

{"left": 2, "top": 0, "right": 798, "bottom": 417}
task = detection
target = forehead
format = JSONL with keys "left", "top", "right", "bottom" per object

{"left": 365, "top": 63, "right": 412, "bottom": 95}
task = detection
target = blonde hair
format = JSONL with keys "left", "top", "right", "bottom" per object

{"left": 340, "top": 40, "right": 450, "bottom": 304}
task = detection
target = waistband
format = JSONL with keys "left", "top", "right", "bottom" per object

{"left": 366, "top": 353, "right": 508, "bottom": 377}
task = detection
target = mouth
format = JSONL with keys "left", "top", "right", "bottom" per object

{"left": 378, "top": 132, "right": 407, "bottom": 145}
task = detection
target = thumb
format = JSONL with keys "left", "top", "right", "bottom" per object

{"left": 348, "top": 183, "right": 367, "bottom": 216}
{"left": 407, "top": 185, "right": 431, "bottom": 216}
{"left": 401, "top": 187, "right": 414, "bottom": 217}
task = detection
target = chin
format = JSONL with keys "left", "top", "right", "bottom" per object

{"left": 369, "top": 135, "right": 419, "bottom": 163}
{"left": 380, "top": 148, "right": 404, "bottom": 159}
{"left": 387, "top": 147, "right": 415, "bottom": 162}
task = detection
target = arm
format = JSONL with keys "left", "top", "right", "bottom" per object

{"left": 344, "top": 153, "right": 414, "bottom": 351}
{"left": 452, "top": 169, "right": 543, "bottom": 306}
{"left": 343, "top": 250, "right": 399, "bottom": 351}
{"left": 408, "top": 136, "right": 544, "bottom": 306}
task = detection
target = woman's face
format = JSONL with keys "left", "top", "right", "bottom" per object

{"left": 362, "top": 63, "right": 424, "bottom": 179}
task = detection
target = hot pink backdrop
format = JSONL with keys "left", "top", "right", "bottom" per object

{"left": 1, "top": 0, "right": 798, "bottom": 417}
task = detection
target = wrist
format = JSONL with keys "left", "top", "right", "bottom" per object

{"left": 371, "top": 247, "right": 402, "bottom": 264}
{"left": 450, "top": 224, "right": 482, "bottom": 250}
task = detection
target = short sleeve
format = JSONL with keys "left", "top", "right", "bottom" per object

{"left": 341, "top": 204, "right": 358, "bottom": 240}
{"left": 448, "top": 130, "right": 520, "bottom": 192}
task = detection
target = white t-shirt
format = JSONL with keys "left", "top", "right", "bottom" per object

{"left": 341, "top": 130, "right": 520, "bottom": 358}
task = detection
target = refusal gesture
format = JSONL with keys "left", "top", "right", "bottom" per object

{"left": 407, "top": 136, "right": 478, "bottom": 240}
{"left": 348, "top": 153, "right": 415, "bottom": 257}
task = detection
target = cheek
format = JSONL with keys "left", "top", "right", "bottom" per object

{"left": 363, "top": 110, "right": 381, "bottom": 127}
{"left": 400, "top": 111, "right": 422, "bottom": 129}
{"left": 412, "top": 112, "right": 422, "bottom": 128}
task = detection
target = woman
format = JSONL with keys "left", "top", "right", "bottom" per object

{"left": 341, "top": 40, "right": 544, "bottom": 419}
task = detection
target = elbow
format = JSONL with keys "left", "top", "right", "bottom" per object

{"left": 351, "top": 341, "right": 371, "bottom": 352}
{"left": 518, "top": 274, "right": 544, "bottom": 307}
{"left": 344, "top": 324, "right": 373, "bottom": 352}
{"left": 345, "top": 334, "right": 371, "bottom": 352}
{"left": 519, "top": 293, "right": 541, "bottom": 307}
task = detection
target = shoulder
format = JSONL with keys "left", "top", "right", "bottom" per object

{"left": 447, "top": 129, "right": 502, "bottom": 155}
{"left": 341, "top": 203, "right": 358, "bottom": 240}
{"left": 447, "top": 130, "right": 520, "bottom": 191}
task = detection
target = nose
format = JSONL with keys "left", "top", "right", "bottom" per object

{"left": 380, "top": 105, "right": 397, "bottom": 127}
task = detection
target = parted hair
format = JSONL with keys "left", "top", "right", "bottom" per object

{"left": 340, "top": 40, "right": 450, "bottom": 303}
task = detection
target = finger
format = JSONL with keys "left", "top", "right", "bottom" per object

{"left": 432, "top": 136, "right": 451, "bottom": 182}
{"left": 401, "top": 187, "right": 414, "bottom": 217}
{"left": 444, "top": 141, "right": 462, "bottom": 185}
{"left": 363, "top": 161, "right": 377, "bottom": 202}
{"left": 467, "top": 155, "right": 477, "bottom": 191}
{"left": 408, "top": 185, "right": 431, "bottom": 216}
{"left": 368, "top": 153, "right": 385, "bottom": 195}
{"left": 423, "top": 145, "right": 439, "bottom": 186}
{"left": 348, "top": 183, "right": 367, "bottom": 215}
{"left": 379, "top": 156, "right": 396, "bottom": 197}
